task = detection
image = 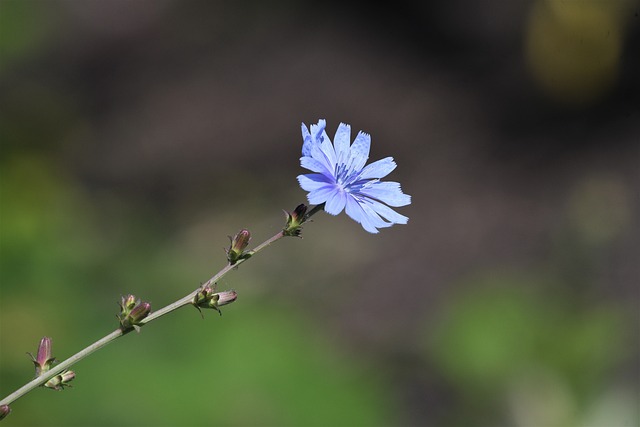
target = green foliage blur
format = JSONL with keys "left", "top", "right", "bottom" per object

{"left": 427, "top": 274, "right": 633, "bottom": 427}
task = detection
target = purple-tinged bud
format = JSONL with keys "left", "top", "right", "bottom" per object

{"left": 283, "top": 204, "right": 308, "bottom": 237}
{"left": 0, "top": 405, "right": 11, "bottom": 420}
{"left": 129, "top": 302, "right": 151, "bottom": 322}
{"left": 226, "top": 229, "right": 252, "bottom": 265}
{"left": 27, "top": 337, "right": 56, "bottom": 377}
{"left": 44, "top": 370, "right": 75, "bottom": 391}
{"left": 208, "top": 290, "right": 238, "bottom": 316}
{"left": 118, "top": 300, "right": 151, "bottom": 332}
{"left": 215, "top": 290, "right": 238, "bottom": 307}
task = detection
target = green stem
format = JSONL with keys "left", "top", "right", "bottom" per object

{"left": 0, "top": 216, "right": 305, "bottom": 408}
{"left": 140, "top": 229, "right": 285, "bottom": 325}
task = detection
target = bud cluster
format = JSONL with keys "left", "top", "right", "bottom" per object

{"left": 27, "top": 337, "right": 76, "bottom": 392}
{"left": 117, "top": 294, "right": 151, "bottom": 332}
{"left": 191, "top": 283, "right": 238, "bottom": 316}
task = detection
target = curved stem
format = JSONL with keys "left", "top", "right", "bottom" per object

{"left": 0, "top": 222, "right": 298, "bottom": 408}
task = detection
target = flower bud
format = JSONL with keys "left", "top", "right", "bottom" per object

{"left": 44, "top": 370, "right": 75, "bottom": 391}
{"left": 192, "top": 283, "right": 216, "bottom": 307}
{"left": 215, "top": 290, "right": 238, "bottom": 307}
{"left": 208, "top": 290, "right": 238, "bottom": 316}
{"left": 129, "top": 302, "right": 151, "bottom": 323}
{"left": 118, "top": 298, "right": 151, "bottom": 332}
{"left": 0, "top": 405, "right": 11, "bottom": 420}
{"left": 226, "top": 229, "right": 252, "bottom": 265}
{"left": 283, "top": 204, "right": 308, "bottom": 236}
{"left": 120, "top": 294, "right": 138, "bottom": 313}
{"left": 192, "top": 284, "right": 237, "bottom": 316}
{"left": 27, "top": 337, "right": 56, "bottom": 377}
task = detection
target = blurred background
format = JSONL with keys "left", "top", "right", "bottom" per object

{"left": 1, "top": 1, "right": 638, "bottom": 426}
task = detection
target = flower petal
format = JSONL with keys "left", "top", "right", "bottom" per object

{"left": 348, "top": 131, "right": 371, "bottom": 172}
{"left": 307, "top": 185, "right": 338, "bottom": 205}
{"left": 301, "top": 123, "right": 313, "bottom": 157}
{"left": 297, "top": 174, "right": 332, "bottom": 192}
{"left": 345, "top": 196, "right": 378, "bottom": 233}
{"left": 309, "top": 142, "right": 335, "bottom": 176}
{"left": 300, "top": 156, "right": 334, "bottom": 177}
{"left": 324, "top": 189, "right": 347, "bottom": 216}
{"left": 359, "top": 157, "right": 397, "bottom": 180}
{"left": 345, "top": 195, "right": 394, "bottom": 233}
{"left": 333, "top": 123, "right": 351, "bottom": 166}
{"left": 362, "top": 198, "right": 409, "bottom": 224}
{"left": 360, "top": 202, "right": 394, "bottom": 229}
{"left": 310, "top": 119, "right": 326, "bottom": 143}
{"left": 319, "top": 132, "right": 337, "bottom": 171}
{"left": 359, "top": 181, "right": 411, "bottom": 207}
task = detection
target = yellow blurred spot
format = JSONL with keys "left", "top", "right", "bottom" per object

{"left": 525, "top": 0, "right": 625, "bottom": 107}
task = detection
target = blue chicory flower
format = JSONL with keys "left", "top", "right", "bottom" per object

{"left": 297, "top": 119, "right": 411, "bottom": 233}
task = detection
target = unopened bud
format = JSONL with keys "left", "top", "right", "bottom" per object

{"left": 44, "top": 370, "right": 75, "bottom": 391}
{"left": 120, "top": 294, "right": 137, "bottom": 313}
{"left": 129, "top": 302, "right": 151, "bottom": 323}
{"left": 192, "top": 284, "right": 237, "bottom": 317}
{"left": 208, "top": 290, "right": 238, "bottom": 316}
{"left": 283, "top": 204, "right": 308, "bottom": 236}
{"left": 0, "top": 405, "right": 11, "bottom": 420}
{"left": 216, "top": 290, "right": 238, "bottom": 307}
{"left": 192, "top": 283, "right": 216, "bottom": 307}
{"left": 27, "top": 337, "right": 56, "bottom": 377}
{"left": 118, "top": 298, "right": 151, "bottom": 332}
{"left": 226, "top": 229, "right": 252, "bottom": 265}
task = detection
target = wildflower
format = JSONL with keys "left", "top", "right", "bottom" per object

{"left": 297, "top": 119, "right": 411, "bottom": 233}
{"left": 27, "top": 337, "right": 56, "bottom": 377}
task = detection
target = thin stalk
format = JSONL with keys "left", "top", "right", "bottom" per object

{"left": 140, "top": 229, "right": 286, "bottom": 325}
{"left": 0, "top": 209, "right": 321, "bottom": 408}
{"left": 304, "top": 202, "right": 325, "bottom": 221}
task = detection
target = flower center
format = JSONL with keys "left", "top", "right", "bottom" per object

{"left": 335, "top": 164, "right": 359, "bottom": 187}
